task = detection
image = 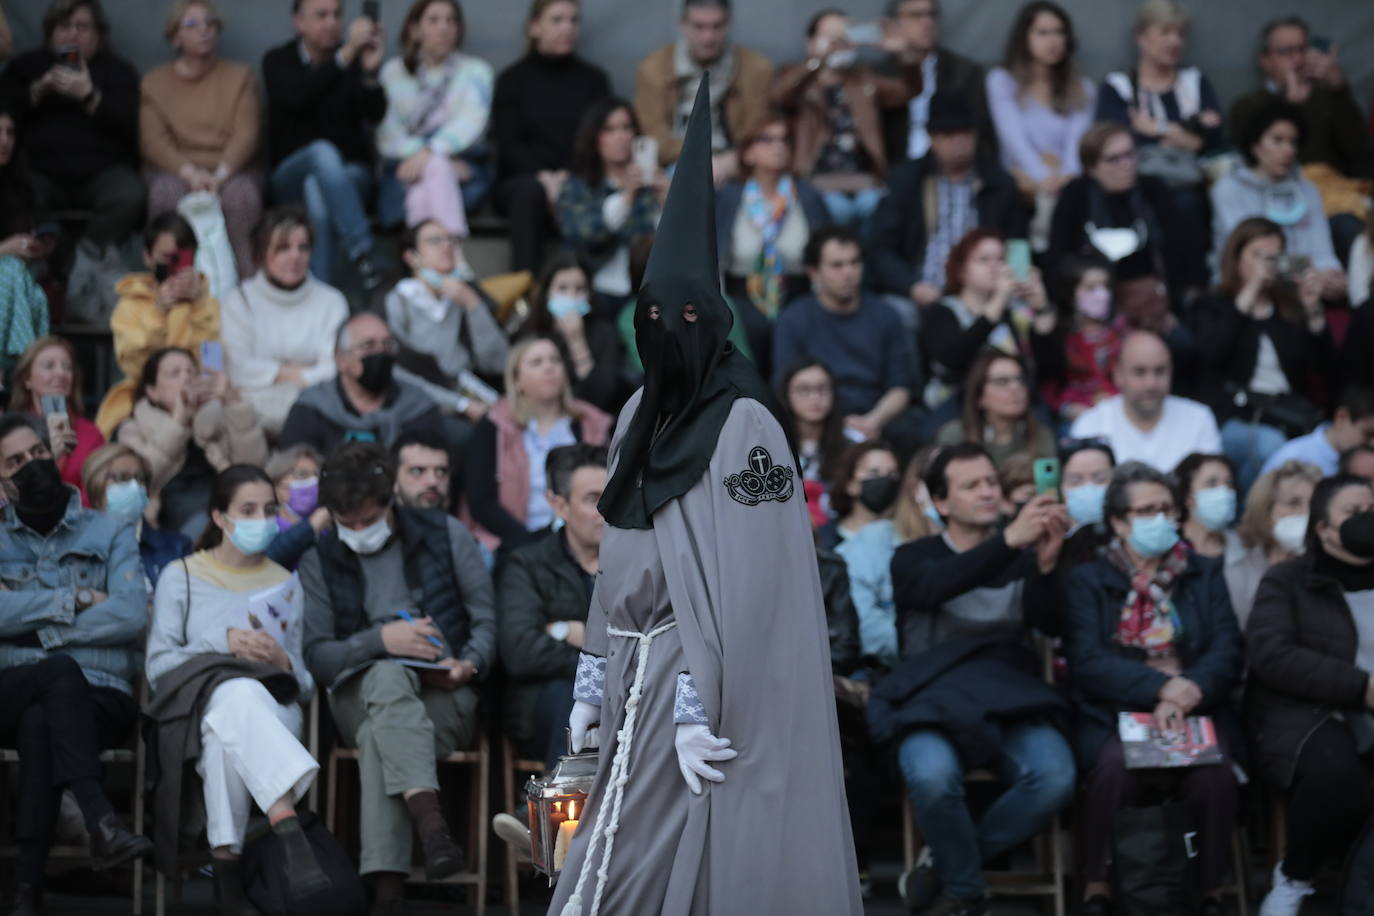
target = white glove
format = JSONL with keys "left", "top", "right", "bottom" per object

{"left": 674, "top": 723, "right": 738, "bottom": 794}
{"left": 569, "top": 700, "right": 601, "bottom": 753}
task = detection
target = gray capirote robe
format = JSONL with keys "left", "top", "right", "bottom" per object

{"left": 549, "top": 392, "right": 863, "bottom": 916}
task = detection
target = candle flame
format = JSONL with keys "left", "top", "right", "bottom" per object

{"left": 568, "top": 800, "right": 577, "bottom": 820}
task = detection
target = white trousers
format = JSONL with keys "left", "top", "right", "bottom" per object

{"left": 197, "top": 678, "right": 318, "bottom": 853}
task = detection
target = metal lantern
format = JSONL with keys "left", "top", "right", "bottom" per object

{"left": 525, "top": 748, "right": 599, "bottom": 882}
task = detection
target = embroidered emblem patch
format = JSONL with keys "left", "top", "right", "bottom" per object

{"left": 724, "top": 445, "right": 794, "bottom": 506}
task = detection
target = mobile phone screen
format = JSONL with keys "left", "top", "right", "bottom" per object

{"left": 40, "top": 395, "right": 68, "bottom": 418}
{"left": 1033, "top": 458, "right": 1061, "bottom": 498}
{"left": 199, "top": 340, "right": 224, "bottom": 374}
{"left": 1007, "top": 239, "right": 1032, "bottom": 282}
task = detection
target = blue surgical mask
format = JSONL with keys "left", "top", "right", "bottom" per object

{"left": 1193, "top": 485, "right": 1236, "bottom": 532}
{"left": 1263, "top": 186, "right": 1308, "bottom": 227}
{"left": 105, "top": 479, "right": 148, "bottom": 520}
{"left": 226, "top": 517, "right": 278, "bottom": 555}
{"left": 1066, "top": 483, "right": 1106, "bottom": 526}
{"left": 547, "top": 295, "right": 591, "bottom": 319}
{"left": 923, "top": 504, "right": 945, "bottom": 530}
{"left": 1129, "top": 513, "right": 1179, "bottom": 558}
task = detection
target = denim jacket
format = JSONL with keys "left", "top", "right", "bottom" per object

{"left": 0, "top": 488, "right": 145, "bottom": 695}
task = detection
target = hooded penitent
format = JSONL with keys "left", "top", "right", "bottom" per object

{"left": 597, "top": 79, "right": 790, "bottom": 530}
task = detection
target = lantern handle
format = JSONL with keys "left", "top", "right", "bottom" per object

{"left": 565, "top": 726, "right": 574, "bottom": 756}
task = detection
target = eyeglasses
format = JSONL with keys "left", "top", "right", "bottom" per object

{"left": 754, "top": 134, "right": 791, "bottom": 146}
{"left": 180, "top": 16, "right": 221, "bottom": 32}
{"left": 1125, "top": 503, "right": 1177, "bottom": 520}
{"left": 108, "top": 470, "right": 147, "bottom": 485}
{"left": 985, "top": 374, "right": 1027, "bottom": 388}
{"left": 1100, "top": 150, "right": 1136, "bottom": 166}
{"left": 351, "top": 338, "right": 399, "bottom": 358}
{"left": 417, "top": 233, "right": 461, "bottom": 247}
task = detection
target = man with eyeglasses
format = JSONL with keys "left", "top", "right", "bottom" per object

{"left": 880, "top": 442, "right": 1075, "bottom": 915}
{"left": 278, "top": 312, "right": 443, "bottom": 459}
{"left": 877, "top": 0, "right": 992, "bottom": 165}
{"left": 1070, "top": 330, "right": 1220, "bottom": 472}
{"left": 0, "top": 413, "right": 152, "bottom": 915}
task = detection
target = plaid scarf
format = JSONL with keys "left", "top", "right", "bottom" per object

{"left": 1105, "top": 538, "right": 1188, "bottom": 656}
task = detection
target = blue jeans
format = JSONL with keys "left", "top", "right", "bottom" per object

{"left": 1220, "top": 417, "right": 1288, "bottom": 495}
{"left": 898, "top": 720, "right": 1076, "bottom": 899}
{"left": 269, "top": 140, "right": 374, "bottom": 283}
{"left": 822, "top": 187, "right": 885, "bottom": 236}
{"left": 377, "top": 154, "right": 492, "bottom": 230}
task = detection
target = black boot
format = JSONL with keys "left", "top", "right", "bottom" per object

{"left": 404, "top": 790, "right": 464, "bottom": 880}
{"left": 88, "top": 813, "right": 153, "bottom": 870}
{"left": 212, "top": 858, "right": 261, "bottom": 916}
{"left": 8, "top": 883, "right": 44, "bottom": 916}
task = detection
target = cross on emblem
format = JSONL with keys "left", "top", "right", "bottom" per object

{"left": 749, "top": 447, "right": 771, "bottom": 476}
{"left": 724, "top": 444, "right": 794, "bottom": 507}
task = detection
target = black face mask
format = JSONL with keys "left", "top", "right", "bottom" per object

{"left": 357, "top": 353, "right": 395, "bottom": 395}
{"left": 1340, "top": 512, "right": 1374, "bottom": 559}
{"left": 858, "top": 474, "right": 901, "bottom": 515}
{"left": 12, "top": 458, "right": 67, "bottom": 520}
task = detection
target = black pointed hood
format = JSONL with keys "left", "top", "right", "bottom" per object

{"left": 598, "top": 80, "right": 792, "bottom": 530}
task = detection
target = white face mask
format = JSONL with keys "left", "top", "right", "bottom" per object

{"left": 337, "top": 514, "right": 392, "bottom": 555}
{"left": 1272, "top": 514, "right": 1308, "bottom": 555}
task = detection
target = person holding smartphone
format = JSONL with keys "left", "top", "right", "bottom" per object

{"left": 6, "top": 336, "right": 106, "bottom": 504}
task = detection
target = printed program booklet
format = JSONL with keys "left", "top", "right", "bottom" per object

{"left": 1117, "top": 712, "right": 1223, "bottom": 768}
{"left": 237, "top": 575, "right": 299, "bottom": 646}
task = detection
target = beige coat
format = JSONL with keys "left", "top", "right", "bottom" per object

{"left": 117, "top": 396, "right": 267, "bottom": 498}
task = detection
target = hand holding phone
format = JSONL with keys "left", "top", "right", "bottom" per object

{"left": 199, "top": 340, "right": 224, "bottom": 375}
{"left": 1033, "top": 458, "right": 1061, "bottom": 501}
{"left": 631, "top": 136, "right": 659, "bottom": 181}
{"left": 1007, "top": 239, "right": 1033, "bottom": 282}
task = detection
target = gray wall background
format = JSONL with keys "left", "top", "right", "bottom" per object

{"left": 6, "top": 0, "right": 1373, "bottom": 137}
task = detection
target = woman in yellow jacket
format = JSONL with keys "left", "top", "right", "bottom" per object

{"left": 95, "top": 212, "right": 221, "bottom": 436}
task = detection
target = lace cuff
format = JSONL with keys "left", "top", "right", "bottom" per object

{"left": 674, "top": 672, "right": 709, "bottom": 725}
{"left": 573, "top": 652, "right": 606, "bottom": 706}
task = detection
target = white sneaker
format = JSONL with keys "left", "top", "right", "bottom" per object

{"left": 1258, "top": 861, "right": 1314, "bottom": 916}
{"left": 492, "top": 812, "right": 532, "bottom": 863}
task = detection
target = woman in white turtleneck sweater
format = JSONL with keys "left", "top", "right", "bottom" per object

{"left": 220, "top": 207, "right": 350, "bottom": 434}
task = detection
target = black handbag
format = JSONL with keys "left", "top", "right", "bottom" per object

{"left": 239, "top": 811, "right": 368, "bottom": 916}
{"left": 1230, "top": 388, "right": 1323, "bottom": 439}
{"left": 1110, "top": 804, "right": 1200, "bottom": 916}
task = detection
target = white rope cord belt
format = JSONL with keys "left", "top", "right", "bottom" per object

{"left": 561, "top": 619, "right": 678, "bottom": 916}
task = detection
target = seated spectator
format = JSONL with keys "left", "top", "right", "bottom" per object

{"left": 97, "top": 212, "right": 221, "bottom": 437}
{"left": 770, "top": 227, "right": 920, "bottom": 454}
{"left": 514, "top": 253, "right": 625, "bottom": 413}
{"left": 219, "top": 207, "right": 350, "bottom": 435}
{"left": 8, "top": 336, "right": 105, "bottom": 503}
{"left": 492, "top": 0, "right": 610, "bottom": 273}
{"left": 919, "top": 227, "right": 1060, "bottom": 413}
{"left": 1095, "top": 0, "right": 1223, "bottom": 292}
{"left": 870, "top": 90, "right": 1024, "bottom": 308}
{"left": 1174, "top": 451, "right": 1238, "bottom": 560}
{"left": 826, "top": 440, "right": 901, "bottom": 670}
{"left": 717, "top": 112, "right": 830, "bottom": 364}
{"left": 376, "top": 0, "right": 492, "bottom": 234}
{"left": 279, "top": 312, "right": 444, "bottom": 457}
{"left": 878, "top": 0, "right": 990, "bottom": 164}
{"left": 301, "top": 442, "right": 494, "bottom": 907}
{"left": 986, "top": 1, "right": 1095, "bottom": 200}
{"left": 1247, "top": 474, "right": 1374, "bottom": 914}
{"left": 1351, "top": 218, "right": 1373, "bottom": 307}
{"left": 1046, "top": 123, "right": 1181, "bottom": 296}
{"left": 81, "top": 443, "right": 191, "bottom": 591}
{"left": 1343, "top": 444, "right": 1374, "bottom": 484}
{"left": 1189, "top": 217, "right": 1332, "bottom": 491}
{"left": 0, "top": 413, "right": 153, "bottom": 915}
{"left": 1260, "top": 385, "right": 1374, "bottom": 478}
{"left": 1070, "top": 330, "right": 1220, "bottom": 471}
{"left": 262, "top": 0, "right": 387, "bottom": 289}
{"left": 938, "top": 350, "right": 1056, "bottom": 466}
{"left": 1211, "top": 98, "right": 1345, "bottom": 299}
{"left": 884, "top": 443, "right": 1074, "bottom": 913}
{"left": 779, "top": 359, "right": 849, "bottom": 490}
{"left": 557, "top": 99, "right": 664, "bottom": 312}
{"left": 0, "top": 0, "right": 144, "bottom": 315}
{"left": 769, "top": 9, "right": 911, "bottom": 230}
{"left": 1058, "top": 437, "right": 1115, "bottom": 566}
{"left": 385, "top": 432, "right": 449, "bottom": 519}
{"left": 1040, "top": 255, "right": 1119, "bottom": 423}
{"left": 385, "top": 219, "right": 510, "bottom": 410}
{"left": 264, "top": 444, "right": 330, "bottom": 572}
{"left": 1066, "top": 460, "right": 1242, "bottom": 914}
{"left": 0, "top": 101, "right": 51, "bottom": 378}
{"left": 1227, "top": 459, "right": 1320, "bottom": 628}
{"left": 497, "top": 443, "right": 606, "bottom": 770}
{"left": 463, "top": 337, "right": 611, "bottom": 554}
{"left": 633, "top": 0, "right": 772, "bottom": 182}
{"left": 116, "top": 346, "right": 268, "bottom": 539}
{"left": 1230, "top": 17, "right": 1372, "bottom": 249}
{"left": 891, "top": 443, "right": 944, "bottom": 542}
{"left": 145, "top": 464, "right": 322, "bottom": 909}
{"left": 141, "top": 0, "right": 262, "bottom": 278}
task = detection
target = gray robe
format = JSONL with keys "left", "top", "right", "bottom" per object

{"left": 550, "top": 392, "right": 862, "bottom": 916}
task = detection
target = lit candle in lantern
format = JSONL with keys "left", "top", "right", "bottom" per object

{"left": 553, "top": 799, "right": 579, "bottom": 870}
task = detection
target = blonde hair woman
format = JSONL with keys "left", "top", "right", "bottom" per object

{"left": 462, "top": 336, "right": 612, "bottom": 553}
{"left": 1226, "top": 459, "right": 1322, "bottom": 627}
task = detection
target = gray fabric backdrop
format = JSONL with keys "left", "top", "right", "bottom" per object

{"left": 6, "top": 0, "right": 1372, "bottom": 147}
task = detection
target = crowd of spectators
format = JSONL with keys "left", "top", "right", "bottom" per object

{"left": 0, "top": 0, "right": 1373, "bottom": 914}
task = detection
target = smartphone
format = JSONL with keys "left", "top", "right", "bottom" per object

{"left": 199, "top": 340, "right": 224, "bottom": 374}
{"left": 362, "top": 0, "right": 380, "bottom": 20}
{"left": 844, "top": 22, "right": 882, "bottom": 46}
{"left": 40, "top": 395, "right": 68, "bottom": 420}
{"left": 1033, "top": 458, "right": 1061, "bottom": 499}
{"left": 1310, "top": 35, "right": 1332, "bottom": 54}
{"left": 1007, "top": 238, "right": 1032, "bottom": 282}
{"left": 172, "top": 248, "right": 195, "bottom": 275}
{"left": 631, "top": 135, "right": 658, "bottom": 177}
{"left": 57, "top": 45, "right": 81, "bottom": 70}
{"left": 1276, "top": 252, "right": 1311, "bottom": 280}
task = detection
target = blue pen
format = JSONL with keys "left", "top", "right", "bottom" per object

{"left": 397, "top": 609, "right": 445, "bottom": 650}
